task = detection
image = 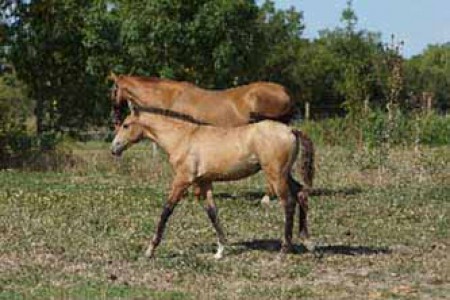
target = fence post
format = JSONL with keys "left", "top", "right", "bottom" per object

{"left": 152, "top": 142, "right": 157, "bottom": 158}
{"left": 305, "top": 101, "right": 310, "bottom": 120}
{"left": 364, "top": 97, "right": 369, "bottom": 114}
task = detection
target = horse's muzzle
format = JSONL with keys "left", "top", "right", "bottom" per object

{"left": 111, "top": 142, "right": 124, "bottom": 157}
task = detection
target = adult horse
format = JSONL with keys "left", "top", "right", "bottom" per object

{"left": 111, "top": 107, "right": 312, "bottom": 259}
{"left": 110, "top": 73, "right": 295, "bottom": 128}
{"left": 109, "top": 73, "right": 314, "bottom": 189}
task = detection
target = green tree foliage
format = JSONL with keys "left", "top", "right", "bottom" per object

{"left": 256, "top": 1, "right": 305, "bottom": 97}
{"left": 316, "top": 0, "right": 383, "bottom": 117}
{"left": 3, "top": 0, "right": 273, "bottom": 134}
{"left": 405, "top": 44, "right": 450, "bottom": 112}
{"left": 1, "top": 0, "right": 448, "bottom": 139}
{"left": 116, "top": 0, "right": 264, "bottom": 88}
{"left": 0, "top": 72, "right": 32, "bottom": 161}
{"left": 6, "top": 0, "right": 106, "bottom": 134}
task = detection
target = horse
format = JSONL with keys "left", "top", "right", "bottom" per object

{"left": 109, "top": 73, "right": 295, "bottom": 129}
{"left": 110, "top": 107, "right": 313, "bottom": 259}
{"left": 109, "top": 73, "right": 314, "bottom": 201}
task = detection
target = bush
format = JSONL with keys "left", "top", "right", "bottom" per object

{"left": 0, "top": 73, "right": 63, "bottom": 169}
{"left": 417, "top": 113, "right": 450, "bottom": 146}
{"left": 299, "top": 110, "right": 449, "bottom": 148}
{"left": 0, "top": 73, "right": 31, "bottom": 166}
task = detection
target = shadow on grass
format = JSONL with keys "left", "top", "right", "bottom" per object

{"left": 314, "top": 244, "right": 391, "bottom": 256}
{"left": 214, "top": 191, "right": 265, "bottom": 201}
{"left": 310, "top": 187, "right": 363, "bottom": 197}
{"left": 213, "top": 187, "right": 363, "bottom": 201}
{"left": 230, "top": 239, "right": 308, "bottom": 255}
{"left": 230, "top": 239, "right": 391, "bottom": 256}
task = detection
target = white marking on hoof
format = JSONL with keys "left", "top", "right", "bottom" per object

{"left": 302, "top": 239, "right": 315, "bottom": 252}
{"left": 144, "top": 245, "right": 155, "bottom": 258}
{"left": 260, "top": 195, "right": 271, "bottom": 205}
{"left": 214, "top": 242, "right": 224, "bottom": 259}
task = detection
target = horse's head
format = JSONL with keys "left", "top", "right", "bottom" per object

{"left": 109, "top": 72, "right": 123, "bottom": 106}
{"left": 109, "top": 72, "right": 133, "bottom": 131}
{"left": 111, "top": 113, "right": 144, "bottom": 156}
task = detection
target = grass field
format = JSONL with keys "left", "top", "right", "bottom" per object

{"left": 0, "top": 143, "right": 449, "bottom": 299}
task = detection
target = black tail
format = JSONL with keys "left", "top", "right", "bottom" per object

{"left": 292, "top": 129, "right": 315, "bottom": 188}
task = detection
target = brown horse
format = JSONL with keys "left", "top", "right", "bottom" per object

{"left": 109, "top": 73, "right": 295, "bottom": 129}
{"left": 111, "top": 107, "right": 313, "bottom": 259}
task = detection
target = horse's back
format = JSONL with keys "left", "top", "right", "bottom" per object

{"left": 184, "top": 82, "right": 294, "bottom": 126}
{"left": 195, "top": 121, "right": 296, "bottom": 164}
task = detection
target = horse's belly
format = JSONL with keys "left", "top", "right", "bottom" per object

{"left": 197, "top": 154, "right": 261, "bottom": 182}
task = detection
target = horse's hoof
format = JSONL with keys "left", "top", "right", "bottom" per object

{"left": 298, "top": 230, "right": 310, "bottom": 239}
{"left": 302, "top": 239, "right": 315, "bottom": 252}
{"left": 144, "top": 247, "right": 155, "bottom": 259}
{"left": 214, "top": 242, "right": 225, "bottom": 259}
{"left": 280, "top": 244, "right": 293, "bottom": 254}
{"left": 260, "top": 195, "right": 271, "bottom": 205}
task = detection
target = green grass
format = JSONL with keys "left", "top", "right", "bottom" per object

{"left": 0, "top": 144, "right": 449, "bottom": 299}
{"left": 0, "top": 281, "right": 188, "bottom": 300}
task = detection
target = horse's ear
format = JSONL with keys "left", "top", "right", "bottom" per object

{"left": 128, "top": 100, "right": 139, "bottom": 116}
{"left": 109, "top": 71, "right": 118, "bottom": 82}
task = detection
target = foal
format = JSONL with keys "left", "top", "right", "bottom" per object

{"left": 111, "top": 108, "right": 310, "bottom": 259}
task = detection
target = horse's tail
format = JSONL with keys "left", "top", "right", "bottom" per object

{"left": 292, "top": 129, "right": 315, "bottom": 188}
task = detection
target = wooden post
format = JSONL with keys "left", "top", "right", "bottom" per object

{"left": 152, "top": 142, "right": 157, "bottom": 157}
{"left": 364, "top": 97, "right": 369, "bottom": 114}
{"left": 305, "top": 101, "right": 310, "bottom": 120}
{"left": 426, "top": 92, "right": 433, "bottom": 113}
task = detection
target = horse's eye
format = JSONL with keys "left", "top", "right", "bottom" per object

{"left": 123, "top": 124, "right": 129, "bottom": 129}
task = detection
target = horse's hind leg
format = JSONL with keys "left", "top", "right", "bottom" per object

{"left": 261, "top": 182, "right": 275, "bottom": 205}
{"left": 199, "top": 183, "right": 226, "bottom": 259}
{"left": 145, "top": 175, "right": 192, "bottom": 258}
{"left": 289, "top": 176, "right": 309, "bottom": 239}
{"left": 270, "top": 176, "right": 296, "bottom": 254}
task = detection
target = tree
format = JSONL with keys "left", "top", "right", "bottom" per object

{"left": 405, "top": 43, "right": 450, "bottom": 112}
{"left": 117, "top": 0, "right": 264, "bottom": 88}
{"left": 316, "top": 0, "right": 383, "bottom": 117}
{"left": 5, "top": 1, "right": 100, "bottom": 134}
{"left": 256, "top": 0, "right": 305, "bottom": 95}
{"left": 0, "top": 71, "right": 32, "bottom": 164}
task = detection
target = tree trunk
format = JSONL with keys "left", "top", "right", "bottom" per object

{"left": 305, "top": 101, "right": 310, "bottom": 120}
{"left": 35, "top": 96, "right": 44, "bottom": 136}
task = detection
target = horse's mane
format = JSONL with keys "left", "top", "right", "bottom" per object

{"left": 119, "top": 75, "right": 194, "bottom": 87}
{"left": 135, "top": 105, "right": 211, "bottom": 126}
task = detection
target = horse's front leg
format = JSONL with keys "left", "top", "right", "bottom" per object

{"left": 197, "top": 183, "right": 227, "bottom": 259}
{"left": 145, "top": 175, "right": 192, "bottom": 258}
{"left": 205, "top": 184, "right": 226, "bottom": 259}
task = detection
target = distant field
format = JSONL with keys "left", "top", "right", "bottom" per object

{"left": 0, "top": 144, "right": 449, "bottom": 299}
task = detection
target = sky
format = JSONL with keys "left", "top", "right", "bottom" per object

{"left": 265, "top": 0, "right": 450, "bottom": 58}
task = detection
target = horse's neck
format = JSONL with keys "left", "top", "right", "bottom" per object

{"left": 125, "top": 80, "right": 182, "bottom": 108}
{"left": 140, "top": 114, "right": 196, "bottom": 153}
